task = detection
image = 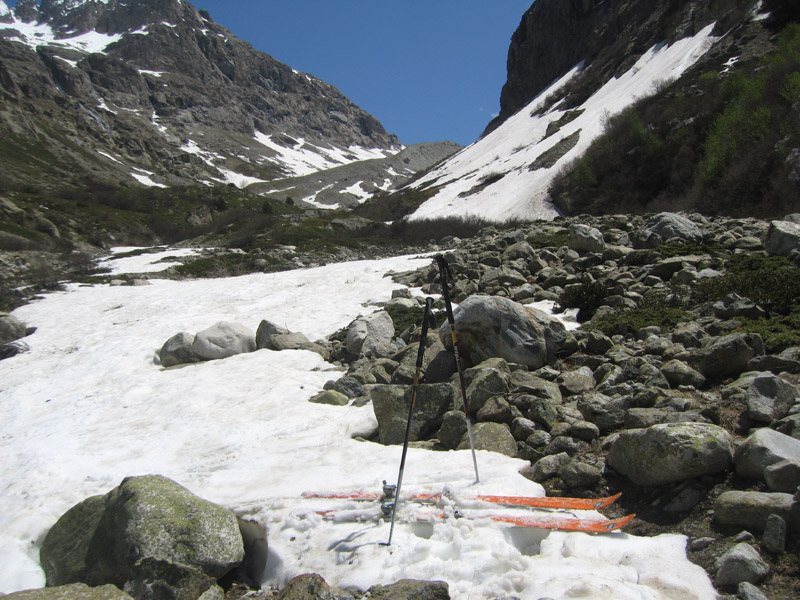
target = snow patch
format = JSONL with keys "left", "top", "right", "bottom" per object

{"left": 98, "top": 247, "right": 206, "bottom": 275}
{"left": 215, "top": 167, "right": 268, "bottom": 189}
{"left": 0, "top": 16, "right": 122, "bottom": 54}
{"left": 96, "top": 150, "right": 121, "bottom": 163}
{"left": 340, "top": 181, "right": 371, "bottom": 202}
{"left": 130, "top": 168, "right": 167, "bottom": 188}
{"left": 253, "top": 132, "right": 400, "bottom": 178}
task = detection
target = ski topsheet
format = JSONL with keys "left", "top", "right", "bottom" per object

{"left": 317, "top": 507, "right": 635, "bottom": 533}
{"left": 301, "top": 489, "right": 622, "bottom": 511}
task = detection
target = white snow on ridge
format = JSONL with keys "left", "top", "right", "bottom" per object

{"left": 215, "top": 167, "right": 268, "bottom": 189}
{"left": 98, "top": 246, "right": 205, "bottom": 275}
{"left": 341, "top": 181, "right": 371, "bottom": 202}
{"left": 130, "top": 168, "right": 167, "bottom": 188}
{"left": 253, "top": 132, "right": 400, "bottom": 178}
{"left": 0, "top": 253, "right": 719, "bottom": 600}
{"left": 0, "top": 15, "right": 122, "bottom": 54}
{"left": 0, "top": 2, "right": 11, "bottom": 17}
{"left": 409, "top": 24, "right": 719, "bottom": 223}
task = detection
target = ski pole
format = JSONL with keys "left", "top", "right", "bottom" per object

{"left": 435, "top": 255, "right": 480, "bottom": 484}
{"left": 385, "top": 296, "right": 436, "bottom": 546}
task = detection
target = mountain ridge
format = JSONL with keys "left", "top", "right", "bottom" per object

{"left": 0, "top": 0, "right": 435, "bottom": 196}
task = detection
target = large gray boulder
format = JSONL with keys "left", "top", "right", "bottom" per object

{"left": 458, "top": 422, "right": 517, "bottom": 457}
{"left": 256, "top": 320, "right": 329, "bottom": 358}
{"left": 735, "top": 428, "right": 800, "bottom": 479}
{"left": 346, "top": 311, "right": 395, "bottom": 357}
{"left": 687, "top": 333, "right": 765, "bottom": 381}
{"left": 40, "top": 475, "right": 244, "bottom": 589}
{"left": 715, "top": 490, "right": 800, "bottom": 533}
{"left": 745, "top": 374, "right": 798, "bottom": 423}
{"left": 366, "top": 579, "right": 450, "bottom": 600}
{"left": 159, "top": 332, "right": 202, "bottom": 367}
{"left": 764, "top": 220, "right": 800, "bottom": 256}
{"left": 0, "top": 312, "right": 27, "bottom": 344}
{"left": 635, "top": 212, "right": 704, "bottom": 248}
{"left": 439, "top": 296, "right": 570, "bottom": 369}
{"left": 568, "top": 224, "right": 605, "bottom": 254}
{"left": 191, "top": 322, "right": 256, "bottom": 361}
{"left": 607, "top": 422, "right": 735, "bottom": 486}
{"left": 370, "top": 384, "right": 453, "bottom": 445}
{"left": 576, "top": 392, "right": 630, "bottom": 433}
{"left": 715, "top": 543, "right": 770, "bottom": 587}
{"left": 660, "top": 359, "right": 706, "bottom": 388}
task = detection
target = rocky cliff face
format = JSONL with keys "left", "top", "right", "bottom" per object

{"left": 0, "top": 0, "right": 432, "bottom": 194}
{"left": 490, "top": 0, "right": 753, "bottom": 132}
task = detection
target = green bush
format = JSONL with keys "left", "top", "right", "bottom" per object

{"left": 556, "top": 280, "right": 608, "bottom": 322}
{"left": 733, "top": 311, "right": 800, "bottom": 354}
{"left": 693, "top": 253, "right": 800, "bottom": 315}
{"left": 589, "top": 295, "right": 690, "bottom": 337}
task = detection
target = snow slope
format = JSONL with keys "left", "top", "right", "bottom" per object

{"left": 0, "top": 253, "right": 718, "bottom": 600}
{"left": 407, "top": 24, "right": 719, "bottom": 223}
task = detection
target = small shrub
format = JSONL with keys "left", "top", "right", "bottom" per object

{"left": 589, "top": 295, "right": 690, "bottom": 336}
{"left": 693, "top": 253, "right": 800, "bottom": 315}
{"left": 385, "top": 303, "right": 445, "bottom": 335}
{"left": 556, "top": 280, "right": 608, "bottom": 322}
{"left": 733, "top": 311, "right": 800, "bottom": 354}
{"left": 526, "top": 229, "right": 570, "bottom": 249}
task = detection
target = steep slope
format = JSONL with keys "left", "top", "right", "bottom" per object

{"left": 0, "top": 0, "right": 401, "bottom": 193}
{"left": 397, "top": 0, "right": 790, "bottom": 222}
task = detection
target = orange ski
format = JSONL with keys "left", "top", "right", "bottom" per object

{"left": 316, "top": 507, "right": 635, "bottom": 533}
{"left": 302, "top": 490, "right": 621, "bottom": 511}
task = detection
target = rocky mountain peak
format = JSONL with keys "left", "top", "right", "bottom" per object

{"left": 37, "top": 0, "right": 187, "bottom": 36}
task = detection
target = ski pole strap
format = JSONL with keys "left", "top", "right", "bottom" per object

{"left": 435, "top": 255, "right": 456, "bottom": 322}
{"left": 414, "top": 297, "right": 435, "bottom": 373}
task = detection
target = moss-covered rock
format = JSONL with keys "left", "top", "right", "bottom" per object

{"left": 607, "top": 422, "right": 735, "bottom": 486}
{"left": 40, "top": 475, "right": 244, "bottom": 590}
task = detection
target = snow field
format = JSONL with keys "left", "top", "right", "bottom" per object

{"left": 0, "top": 253, "right": 718, "bottom": 599}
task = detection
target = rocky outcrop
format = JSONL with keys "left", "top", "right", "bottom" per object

{"left": 39, "top": 475, "right": 243, "bottom": 595}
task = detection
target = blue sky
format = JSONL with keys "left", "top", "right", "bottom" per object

{"left": 203, "top": 2, "right": 531, "bottom": 146}
{"left": 6, "top": 0, "right": 531, "bottom": 146}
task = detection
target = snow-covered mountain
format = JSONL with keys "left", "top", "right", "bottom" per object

{"left": 390, "top": 0, "right": 793, "bottom": 222}
{"left": 406, "top": 24, "right": 719, "bottom": 222}
{"left": 0, "top": 0, "right": 455, "bottom": 196}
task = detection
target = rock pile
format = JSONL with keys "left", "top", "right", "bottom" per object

{"left": 319, "top": 211, "right": 800, "bottom": 598}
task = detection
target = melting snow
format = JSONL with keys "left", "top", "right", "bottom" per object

{"left": 215, "top": 167, "right": 268, "bottom": 189}
{"left": 0, "top": 253, "right": 719, "bottom": 600}
{"left": 96, "top": 150, "right": 121, "bottom": 163}
{"left": 408, "top": 24, "right": 719, "bottom": 222}
{"left": 253, "top": 132, "right": 400, "bottom": 178}
{"left": 341, "top": 181, "right": 371, "bottom": 202}
{"left": 130, "top": 168, "right": 167, "bottom": 188}
{"left": 98, "top": 246, "right": 206, "bottom": 275}
{"left": 0, "top": 15, "right": 122, "bottom": 54}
